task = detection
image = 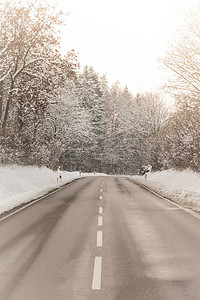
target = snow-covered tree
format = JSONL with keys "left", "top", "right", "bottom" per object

{"left": 151, "top": 94, "right": 200, "bottom": 172}
{"left": 157, "top": 6, "right": 200, "bottom": 172}
{"left": 73, "top": 66, "right": 107, "bottom": 171}
{"left": 50, "top": 79, "right": 94, "bottom": 170}
{"left": 0, "top": 0, "right": 78, "bottom": 137}
{"left": 0, "top": 0, "right": 79, "bottom": 166}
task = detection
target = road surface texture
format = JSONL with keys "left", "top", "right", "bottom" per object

{"left": 0, "top": 176, "right": 200, "bottom": 300}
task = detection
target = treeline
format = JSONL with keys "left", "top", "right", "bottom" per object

{"left": 0, "top": 0, "right": 199, "bottom": 174}
{"left": 153, "top": 5, "right": 200, "bottom": 172}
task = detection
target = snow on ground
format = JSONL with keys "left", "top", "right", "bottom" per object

{"left": 0, "top": 165, "right": 200, "bottom": 215}
{"left": 132, "top": 169, "right": 200, "bottom": 211}
{"left": 0, "top": 165, "right": 106, "bottom": 215}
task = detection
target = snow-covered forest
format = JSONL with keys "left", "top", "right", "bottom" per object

{"left": 0, "top": 0, "right": 199, "bottom": 174}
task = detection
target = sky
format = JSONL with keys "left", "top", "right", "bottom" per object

{"left": 56, "top": 0, "right": 195, "bottom": 95}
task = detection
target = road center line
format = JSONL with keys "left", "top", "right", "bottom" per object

{"left": 98, "top": 216, "right": 103, "bottom": 226}
{"left": 99, "top": 196, "right": 102, "bottom": 200}
{"left": 92, "top": 256, "right": 102, "bottom": 290}
{"left": 99, "top": 207, "right": 103, "bottom": 214}
{"left": 100, "top": 189, "right": 103, "bottom": 192}
{"left": 97, "top": 231, "right": 103, "bottom": 247}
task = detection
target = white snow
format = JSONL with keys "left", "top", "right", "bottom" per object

{"left": 0, "top": 165, "right": 106, "bottom": 215}
{"left": 132, "top": 169, "right": 200, "bottom": 211}
{"left": 0, "top": 165, "right": 200, "bottom": 216}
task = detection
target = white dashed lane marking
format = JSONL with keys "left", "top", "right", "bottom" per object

{"left": 97, "top": 231, "right": 103, "bottom": 247}
{"left": 98, "top": 216, "right": 103, "bottom": 226}
{"left": 92, "top": 256, "right": 102, "bottom": 290}
{"left": 92, "top": 182, "right": 105, "bottom": 291}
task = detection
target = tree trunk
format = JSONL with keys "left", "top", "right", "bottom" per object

{"left": 1, "top": 77, "right": 14, "bottom": 136}
{"left": 1, "top": 96, "right": 11, "bottom": 136}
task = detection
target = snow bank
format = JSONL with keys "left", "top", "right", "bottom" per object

{"left": 1, "top": 165, "right": 200, "bottom": 215}
{"left": 0, "top": 165, "right": 106, "bottom": 215}
{"left": 132, "top": 169, "right": 200, "bottom": 211}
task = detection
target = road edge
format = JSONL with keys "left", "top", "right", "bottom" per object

{"left": 0, "top": 177, "right": 84, "bottom": 222}
{"left": 131, "top": 178, "right": 200, "bottom": 221}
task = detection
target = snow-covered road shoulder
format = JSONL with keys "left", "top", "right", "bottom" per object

{"left": 132, "top": 169, "right": 200, "bottom": 211}
{"left": 1, "top": 165, "right": 200, "bottom": 216}
{"left": 0, "top": 165, "right": 106, "bottom": 215}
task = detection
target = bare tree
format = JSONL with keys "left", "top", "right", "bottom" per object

{"left": 160, "top": 5, "right": 200, "bottom": 97}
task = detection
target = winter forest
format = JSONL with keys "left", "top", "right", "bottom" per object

{"left": 0, "top": 0, "right": 200, "bottom": 174}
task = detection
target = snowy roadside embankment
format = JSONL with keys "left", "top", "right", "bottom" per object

{"left": 0, "top": 165, "right": 106, "bottom": 215}
{"left": 132, "top": 169, "right": 200, "bottom": 211}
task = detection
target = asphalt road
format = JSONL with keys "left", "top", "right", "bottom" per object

{"left": 0, "top": 176, "right": 200, "bottom": 300}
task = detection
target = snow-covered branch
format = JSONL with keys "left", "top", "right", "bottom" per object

{"left": 0, "top": 68, "right": 11, "bottom": 82}
{"left": 13, "top": 58, "right": 44, "bottom": 79}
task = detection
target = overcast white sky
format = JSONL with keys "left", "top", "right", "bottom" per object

{"left": 56, "top": 0, "right": 196, "bottom": 95}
